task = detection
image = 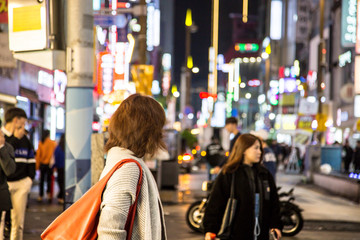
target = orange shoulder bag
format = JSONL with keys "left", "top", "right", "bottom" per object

{"left": 41, "top": 159, "right": 143, "bottom": 240}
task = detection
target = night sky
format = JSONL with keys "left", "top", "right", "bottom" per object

{"left": 173, "top": 0, "right": 263, "bottom": 88}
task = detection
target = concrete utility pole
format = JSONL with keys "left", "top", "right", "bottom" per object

{"left": 65, "top": 0, "right": 94, "bottom": 206}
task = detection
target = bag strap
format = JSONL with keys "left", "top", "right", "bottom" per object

{"left": 124, "top": 160, "right": 143, "bottom": 240}
{"left": 103, "top": 159, "right": 143, "bottom": 240}
{"left": 230, "top": 173, "right": 235, "bottom": 198}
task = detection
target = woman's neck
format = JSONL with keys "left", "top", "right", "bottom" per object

{"left": 243, "top": 159, "right": 253, "bottom": 166}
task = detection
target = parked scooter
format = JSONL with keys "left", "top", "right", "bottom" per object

{"left": 278, "top": 187, "right": 304, "bottom": 236}
{"left": 186, "top": 182, "right": 303, "bottom": 237}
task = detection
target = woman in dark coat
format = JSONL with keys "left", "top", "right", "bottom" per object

{"left": 0, "top": 130, "right": 16, "bottom": 239}
{"left": 203, "top": 134, "right": 282, "bottom": 240}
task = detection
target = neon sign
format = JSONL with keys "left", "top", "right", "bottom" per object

{"left": 234, "top": 43, "right": 259, "bottom": 53}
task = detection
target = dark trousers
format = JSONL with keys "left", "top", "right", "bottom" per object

{"left": 344, "top": 158, "right": 352, "bottom": 172}
{"left": 39, "top": 164, "right": 53, "bottom": 197}
{"left": 56, "top": 168, "right": 65, "bottom": 199}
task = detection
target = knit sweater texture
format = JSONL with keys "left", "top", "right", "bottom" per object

{"left": 97, "top": 147, "right": 167, "bottom": 240}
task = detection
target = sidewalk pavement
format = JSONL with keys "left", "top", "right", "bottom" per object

{"left": 277, "top": 172, "right": 360, "bottom": 223}
{"left": 21, "top": 170, "right": 360, "bottom": 240}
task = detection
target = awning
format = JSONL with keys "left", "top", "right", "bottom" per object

{"left": 20, "top": 88, "right": 39, "bottom": 103}
{"left": 0, "top": 93, "right": 17, "bottom": 105}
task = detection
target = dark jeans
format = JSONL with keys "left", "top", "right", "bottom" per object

{"left": 56, "top": 168, "right": 65, "bottom": 199}
{"left": 39, "top": 164, "right": 53, "bottom": 197}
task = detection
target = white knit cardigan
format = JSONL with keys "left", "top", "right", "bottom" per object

{"left": 97, "top": 147, "right": 167, "bottom": 240}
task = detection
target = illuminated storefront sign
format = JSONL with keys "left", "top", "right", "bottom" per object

{"left": 38, "top": 70, "right": 53, "bottom": 88}
{"left": 297, "top": 115, "right": 315, "bottom": 131}
{"left": 162, "top": 53, "right": 171, "bottom": 96}
{"left": 279, "top": 78, "right": 297, "bottom": 93}
{"left": 306, "top": 70, "right": 317, "bottom": 91}
{"left": 355, "top": 95, "right": 360, "bottom": 117}
{"left": 97, "top": 52, "right": 114, "bottom": 95}
{"left": 248, "top": 79, "right": 262, "bottom": 87}
{"left": 356, "top": 0, "right": 360, "bottom": 53}
{"left": 234, "top": 43, "right": 259, "bottom": 53}
{"left": 355, "top": 56, "right": 360, "bottom": 94}
{"left": 53, "top": 70, "right": 67, "bottom": 104}
{"left": 275, "top": 114, "right": 297, "bottom": 130}
{"left": 270, "top": 0, "right": 283, "bottom": 40}
{"left": 339, "top": 51, "right": 352, "bottom": 67}
{"left": 341, "top": 0, "right": 357, "bottom": 47}
{"left": 147, "top": 5, "right": 160, "bottom": 51}
{"left": 226, "top": 91, "right": 234, "bottom": 117}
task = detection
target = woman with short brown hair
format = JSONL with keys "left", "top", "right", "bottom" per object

{"left": 98, "top": 94, "right": 167, "bottom": 240}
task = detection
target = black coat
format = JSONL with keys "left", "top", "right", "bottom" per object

{"left": 203, "top": 164, "right": 282, "bottom": 240}
{"left": 0, "top": 143, "right": 16, "bottom": 211}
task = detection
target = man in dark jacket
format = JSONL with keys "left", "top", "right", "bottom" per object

{"left": 1, "top": 108, "right": 35, "bottom": 240}
{"left": 225, "top": 117, "right": 241, "bottom": 153}
{"left": 0, "top": 125, "right": 16, "bottom": 239}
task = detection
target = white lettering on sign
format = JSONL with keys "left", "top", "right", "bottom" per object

{"left": 339, "top": 51, "right": 352, "bottom": 67}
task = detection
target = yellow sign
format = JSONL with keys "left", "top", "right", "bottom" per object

{"left": 13, "top": 5, "right": 41, "bottom": 32}
{"left": 316, "top": 113, "right": 327, "bottom": 132}
{"left": 131, "top": 65, "right": 154, "bottom": 95}
{"left": 356, "top": 119, "right": 360, "bottom": 132}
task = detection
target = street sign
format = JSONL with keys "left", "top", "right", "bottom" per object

{"left": 316, "top": 113, "right": 327, "bottom": 132}
{"left": 8, "top": 0, "right": 48, "bottom": 51}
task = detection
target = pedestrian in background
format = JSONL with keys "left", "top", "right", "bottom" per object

{"left": 251, "top": 130, "right": 277, "bottom": 180}
{"left": 224, "top": 117, "right": 241, "bottom": 153}
{"left": 0, "top": 122, "right": 16, "bottom": 240}
{"left": 342, "top": 140, "right": 354, "bottom": 173}
{"left": 203, "top": 134, "right": 282, "bottom": 240}
{"left": 1, "top": 108, "right": 35, "bottom": 240}
{"left": 98, "top": 94, "right": 167, "bottom": 239}
{"left": 53, "top": 134, "right": 65, "bottom": 204}
{"left": 35, "top": 130, "right": 56, "bottom": 203}
{"left": 205, "top": 136, "right": 224, "bottom": 180}
{"left": 354, "top": 141, "right": 360, "bottom": 171}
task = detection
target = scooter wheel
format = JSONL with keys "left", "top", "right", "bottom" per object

{"left": 185, "top": 201, "right": 205, "bottom": 233}
{"left": 281, "top": 207, "right": 304, "bottom": 236}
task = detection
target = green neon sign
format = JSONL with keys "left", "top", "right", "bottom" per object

{"left": 234, "top": 43, "right": 259, "bottom": 53}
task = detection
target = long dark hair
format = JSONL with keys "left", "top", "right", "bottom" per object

{"left": 222, "top": 134, "right": 264, "bottom": 174}
{"left": 59, "top": 134, "right": 65, "bottom": 152}
{"left": 41, "top": 130, "right": 50, "bottom": 143}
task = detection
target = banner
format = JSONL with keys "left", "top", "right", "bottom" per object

{"left": 131, "top": 65, "right": 154, "bottom": 95}
{"left": 0, "top": 0, "right": 8, "bottom": 23}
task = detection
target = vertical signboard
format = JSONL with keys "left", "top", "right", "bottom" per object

{"left": 356, "top": 0, "right": 360, "bottom": 53}
{"left": 270, "top": 0, "right": 283, "bottom": 40}
{"left": 355, "top": 56, "right": 360, "bottom": 94}
{"left": 341, "top": 0, "right": 357, "bottom": 47}
{"left": 296, "top": 0, "right": 310, "bottom": 43}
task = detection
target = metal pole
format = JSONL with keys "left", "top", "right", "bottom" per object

{"left": 316, "top": 0, "right": 325, "bottom": 142}
{"left": 138, "top": 0, "right": 147, "bottom": 64}
{"left": 317, "top": 0, "right": 325, "bottom": 113}
{"left": 185, "top": 24, "right": 191, "bottom": 106}
{"left": 65, "top": 0, "right": 94, "bottom": 206}
{"left": 211, "top": 0, "right": 219, "bottom": 95}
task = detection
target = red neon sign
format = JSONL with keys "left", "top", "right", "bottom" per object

{"left": 199, "top": 92, "right": 217, "bottom": 99}
{"left": 248, "top": 79, "right": 262, "bottom": 87}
